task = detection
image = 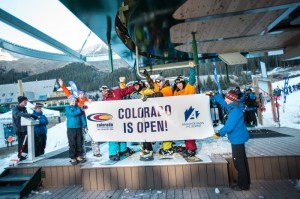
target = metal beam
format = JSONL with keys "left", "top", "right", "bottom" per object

{"left": 0, "top": 39, "right": 81, "bottom": 62}
{"left": 0, "top": 8, "right": 84, "bottom": 61}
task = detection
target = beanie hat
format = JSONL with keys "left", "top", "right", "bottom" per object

{"left": 174, "top": 76, "right": 185, "bottom": 84}
{"left": 18, "top": 96, "right": 28, "bottom": 104}
{"left": 68, "top": 95, "right": 76, "bottom": 103}
{"left": 78, "top": 90, "right": 85, "bottom": 95}
{"left": 155, "top": 76, "right": 165, "bottom": 85}
{"left": 225, "top": 90, "right": 238, "bottom": 101}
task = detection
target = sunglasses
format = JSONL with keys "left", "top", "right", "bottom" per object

{"left": 155, "top": 80, "right": 162, "bottom": 84}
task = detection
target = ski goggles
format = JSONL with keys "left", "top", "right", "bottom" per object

{"left": 99, "top": 86, "right": 109, "bottom": 92}
{"left": 175, "top": 77, "right": 184, "bottom": 84}
{"left": 155, "top": 80, "right": 162, "bottom": 84}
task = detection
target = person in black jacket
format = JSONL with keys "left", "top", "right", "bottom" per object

{"left": 12, "top": 96, "right": 38, "bottom": 160}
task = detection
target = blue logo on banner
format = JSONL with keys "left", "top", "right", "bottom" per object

{"left": 184, "top": 106, "right": 200, "bottom": 122}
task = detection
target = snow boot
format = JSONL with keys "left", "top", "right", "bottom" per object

{"left": 119, "top": 147, "right": 135, "bottom": 157}
{"left": 140, "top": 150, "right": 154, "bottom": 161}
{"left": 70, "top": 159, "right": 78, "bottom": 165}
{"left": 159, "top": 148, "right": 174, "bottom": 156}
{"left": 77, "top": 156, "right": 86, "bottom": 163}
{"left": 182, "top": 149, "right": 196, "bottom": 158}
{"left": 109, "top": 154, "right": 120, "bottom": 161}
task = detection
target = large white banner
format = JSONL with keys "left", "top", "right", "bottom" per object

{"left": 85, "top": 94, "right": 214, "bottom": 142}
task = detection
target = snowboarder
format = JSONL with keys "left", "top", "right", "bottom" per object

{"left": 58, "top": 78, "right": 101, "bottom": 157}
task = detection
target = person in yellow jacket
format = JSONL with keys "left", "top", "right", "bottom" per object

{"left": 143, "top": 70, "right": 174, "bottom": 156}
{"left": 130, "top": 80, "right": 163, "bottom": 160}
{"left": 173, "top": 61, "right": 199, "bottom": 161}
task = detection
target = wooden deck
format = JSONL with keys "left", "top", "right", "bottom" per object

{"left": 6, "top": 127, "right": 300, "bottom": 195}
{"left": 25, "top": 180, "right": 300, "bottom": 199}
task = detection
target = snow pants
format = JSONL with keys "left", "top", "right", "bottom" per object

{"left": 108, "top": 142, "right": 127, "bottom": 156}
{"left": 162, "top": 141, "right": 172, "bottom": 150}
{"left": 231, "top": 144, "right": 251, "bottom": 189}
{"left": 185, "top": 140, "right": 197, "bottom": 150}
{"left": 67, "top": 128, "right": 84, "bottom": 159}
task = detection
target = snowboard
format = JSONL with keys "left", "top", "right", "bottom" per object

{"left": 9, "top": 159, "right": 20, "bottom": 167}
{"left": 69, "top": 81, "right": 78, "bottom": 97}
{"left": 100, "top": 155, "right": 128, "bottom": 165}
{"left": 184, "top": 156, "right": 203, "bottom": 162}
{"left": 157, "top": 155, "right": 173, "bottom": 160}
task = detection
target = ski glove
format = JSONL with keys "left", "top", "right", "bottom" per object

{"left": 213, "top": 132, "right": 220, "bottom": 139}
{"left": 140, "top": 94, "right": 147, "bottom": 102}
{"left": 205, "top": 91, "right": 214, "bottom": 96}
{"left": 31, "top": 114, "right": 38, "bottom": 120}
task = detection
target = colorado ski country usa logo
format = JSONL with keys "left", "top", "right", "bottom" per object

{"left": 87, "top": 113, "right": 114, "bottom": 131}
{"left": 87, "top": 113, "right": 113, "bottom": 122}
{"left": 182, "top": 106, "right": 204, "bottom": 128}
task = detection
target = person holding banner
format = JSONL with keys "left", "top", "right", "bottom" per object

{"left": 143, "top": 69, "right": 174, "bottom": 156}
{"left": 58, "top": 78, "right": 102, "bottom": 158}
{"left": 130, "top": 80, "right": 163, "bottom": 161}
{"left": 173, "top": 61, "right": 199, "bottom": 161}
{"left": 212, "top": 90, "right": 250, "bottom": 191}
{"left": 100, "top": 84, "right": 135, "bottom": 161}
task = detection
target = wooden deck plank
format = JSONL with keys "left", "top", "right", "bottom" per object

{"left": 278, "top": 157, "right": 289, "bottom": 179}
{"left": 168, "top": 165, "right": 177, "bottom": 188}
{"left": 145, "top": 166, "right": 154, "bottom": 189}
{"left": 124, "top": 167, "right": 132, "bottom": 189}
{"left": 182, "top": 165, "right": 192, "bottom": 188}
{"left": 190, "top": 164, "right": 200, "bottom": 187}
{"left": 270, "top": 157, "right": 281, "bottom": 180}
{"left": 131, "top": 167, "right": 140, "bottom": 189}
{"left": 262, "top": 157, "right": 273, "bottom": 180}
{"left": 116, "top": 167, "right": 125, "bottom": 189}
{"left": 110, "top": 167, "right": 119, "bottom": 190}
{"left": 96, "top": 168, "right": 104, "bottom": 190}
{"left": 82, "top": 169, "right": 90, "bottom": 191}
{"left": 62, "top": 166, "right": 70, "bottom": 186}
{"left": 68, "top": 165, "right": 76, "bottom": 186}
{"left": 198, "top": 164, "right": 208, "bottom": 187}
{"left": 29, "top": 180, "right": 300, "bottom": 199}
{"left": 153, "top": 166, "right": 162, "bottom": 189}
{"left": 160, "top": 166, "right": 169, "bottom": 189}
{"left": 89, "top": 169, "right": 97, "bottom": 190}
{"left": 103, "top": 168, "right": 112, "bottom": 190}
{"left": 138, "top": 166, "right": 146, "bottom": 189}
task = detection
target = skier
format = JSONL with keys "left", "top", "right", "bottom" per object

{"left": 241, "top": 88, "right": 257, "bottom": 126}
{"left": 58, "top": 78, "right": 101, "bottom": 157}
{"left": 173, "top": 61, "right": 199, "bottom": 161}
{"left": 130, "top": 80, "right": 163, "bottom": 161}
{"left": 100, "top": 84, "right": 135, "bottom": 161}
{"left": 65, "top": 95, "right": 87, "bottom": 165}
{"left": 143, "top": 69, "right": 173, "bottom": 156}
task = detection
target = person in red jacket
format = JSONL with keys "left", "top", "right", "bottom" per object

{"left": 58, "top": 78, "right": 101, "bottom": 157}
{"left": 100, "top": 84, "right": 135, "bottom": 161}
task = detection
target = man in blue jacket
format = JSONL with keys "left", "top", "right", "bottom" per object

{"left": 32, "top": 104, "right": 49, "bottom": 156}
{"left": 212, "top": 90, "right": 250, "bottom": 191}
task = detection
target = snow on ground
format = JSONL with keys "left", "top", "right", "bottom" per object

{"left": 0, "top": 76, "right": 299, "bottom": 173}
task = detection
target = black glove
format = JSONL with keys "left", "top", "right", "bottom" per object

{"left": 31, "top": 114, "right": 38, "bottom": 120}
{"left": 205, "top": 91, "right": 214, "bottom": 96}
{"left": 143, "top": 69, "right": 149, "bottom": 77}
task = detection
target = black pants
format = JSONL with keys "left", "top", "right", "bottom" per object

{"left": 244, "top": 110, "right": 257, "bottom": 125}
{"left": 143, "top": 142, "right": 153, "bottom": 151}
{"left": 35, "top": 134, "right": 47, "bottom": 156}
{"left": 17, "top": 131, "right": 28, "bottom": 158}
{"left": 67, "top": 128, "right": 84, "bottom": 159}
{"left": 231, "top": 144, "right": 251, "bottom": 189}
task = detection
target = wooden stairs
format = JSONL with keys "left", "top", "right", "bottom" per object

{"left": 0, "top": 167, "right": 42, "bottom": 199}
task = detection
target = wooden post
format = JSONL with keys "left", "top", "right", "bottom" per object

{"left": 18, "top": 79, "right": 23, "bottom": 96}
{"left": 192, "top": 32, "right": 200, "bottom": 93}
{"left": 268, "top": 81, "right": 277, "bottom": 122}
{"left": 253, "top": 76, "right": 262, "bottom": 125}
